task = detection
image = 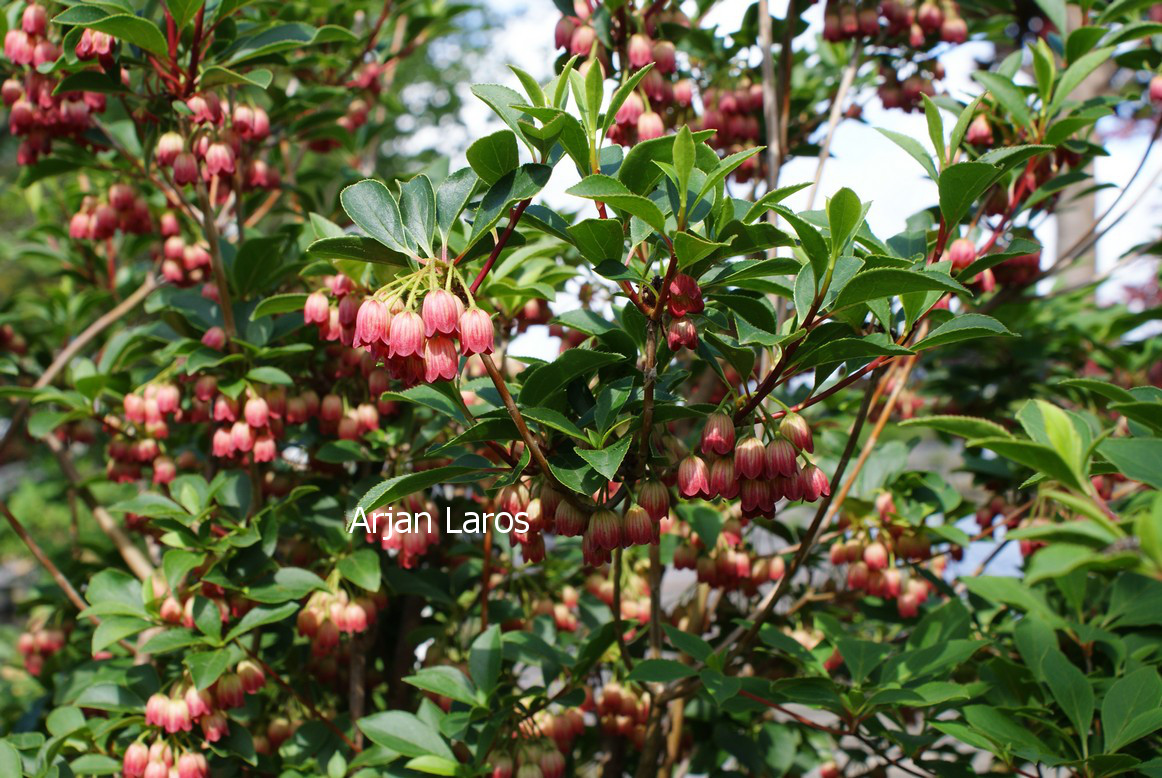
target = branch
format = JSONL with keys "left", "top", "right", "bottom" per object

{"left": 805, "top": 46, "right": 860, "bottom": 211}
{"left": 197, "top": 182, "right": 238, "bottom": 340}
{"left": 0, "top": 500, "right": 88, "bottom": 613}
{"left": 239, "top": 641, "right": 361, "bottom": 752}
{"left": 44, "top": 434, "right": 155, "bottom": 580}
{"left": 468, "top": 199, "right": 530, "bottom": 294}
{"left": 0, "top": 275, "right": 159, "bottom": 459}
{"left": 185, "top": 6, "right": 206, "bottom": 96}
{"left": 478, "top": 353, "right": 589, "bottom": 510}
{"left": 612, "top": 546, "right": 634, "bottom": 670}
{"left": 723, "top": 366, "right": 882, "bottom": 662}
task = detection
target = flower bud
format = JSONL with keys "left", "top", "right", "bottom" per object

{"left": 424, "top": 335, "right": 459, "bottom": 383}
{"left": 570, "top": 25, "right": 596, "bottom": 56}
{"left": 677, "top": 455, "right": 710, "bottom": 498}
{"left": 637, "top": 480, "right": 669, "bottom": 521}
{"left": 636, "top": 111, "right": 664, "bottom": 141}
{"left": 734, "top": 437, "right": 765, "bottom": 480}
{"left": 298, "top": 295, "right": 327, "bottom": 331}
{"left": 778, "top": 412, "right": 813, "bottom": 453}
{"left": 765, "top": 437, "right": 798, "bottom": 478}
{"left": 421, "top": 289, "right": 464, "bottom": 338}
{"left": 389, "top": 310, "right": 425, "bottom": 357}
{"left": 948, "top": 238, "right": 976, "bottom": 272}
{"left": 965, "top": 114, "right": 992, "bottom": 146}
{"left": 700, "top": 412, "right": 735, "bottom": 456}
{"left": 667, "top": 274, "right": 704, "bottom": 317}
{"left": 666, "top": 317, "right": 697, "bottom": 350}
{"left": 353, "top": 298, "right": 389, "bottom": 349}
{"left": 623, "top": 505, "right": 656, "bottom": 546}
{"left": 244, "top": 396, "right": 269, "bottom": 428}
{"left": 799, "top": 463, "right": 830, "bottom": 502}
{"left": 123, "top": 742, "right": 149, "bottom": 778}
{"left": 616, "top": 91, "right": 644, "bottom": 126}
{"left": 628, "top": 34, "right": 653, "bottom": 68}
{"left": 587, "top": 509, "right": 623, "bottom": 551}
{"left": 708, "top": 456, "right": 739, "bottom": 499}
{"left": 554, "top": 500, "right": 588, "bottom": 537}
{"left": 214, "top": 672, "right": 245, "bottom": 709}
{"left": 459, "top": 307, "right": 494, "bottom": 355}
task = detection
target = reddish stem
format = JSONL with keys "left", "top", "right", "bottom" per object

{"left": 468, "top": 199, "right": 530, "bottom": 294}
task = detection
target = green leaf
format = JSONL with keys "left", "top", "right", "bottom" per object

{"left": 567, "top": 175, "right": 667, "bottom": 235}
{"left": 0, "top": 741, "right": 18, "bottom": 777}
{"left": 508, "top": 65, "right": 545, "bottom": 108}
{"left": 404, "top": 755, "right": 458, "bottom": 775}
{"left": 467, "top": 163, "right": 552, "bottom": 248}
{"left": 602, "top": 66, "right": 654, "bottom": 135}
{"left": 795, "top": 336, "right": 913, "bottom": 370}
{"left": 223, "top": 602, "right": 299, "bottom": 642}
{"left": 833, "top": 268, "right": 968, "bottom": 309}
{"left": 186, "top": 649, "right": 232, "bottom": 690}
{"left": 200, "top": 65, "right": 272, "bottom": 89}
{"left": 575, "top": 435, "right": 632, "bottom": 480}
{"left": 1042, "top": 648, "right": 1094, "bottom": 742}
{"left": 400, "top": 175, "right": 437, "bottom": 258}
{"left": 966, "top": 437, "right": 1085, "bottom": 490}
{"left": 876, "top": 128, "right": 938, "bottom": 181}
{"left": 246, "top": 366, "right": 293, "bottom": 385}
{"left": 404, "top": 667, "right": 479, "bottom": 707}
{"left": 899, "top": 414, "right": 1013, "bottom": 439}
{"left": 1099, "top": 438, "right": 1162, "bottom": 489}
{"left": 52, "top": 8, "right": 168, "bottom": 56}
{"left": 742, "top": 182, "right": 813, "bottom": 223}
{"left": 357, "top": 465, "right": 487, "bottom": 514}
{"left": 674, "top": 232, "right": 729, "bottom": 269}
{"left": 916, "top": 313, "right": 1014, "bottom": 350}
{"left": 359, "top": 711, "right": 455, "bottom": 761}
{"left": 469, "top": 624, "right": 503, "bottom": 695}
{"left": 696, "top": 146, "right": 764, "bottom": 203}
{"left": 471, "top": 84, "right": 535, "bottom": 153}
{"left": 939, "top": 162, "right": 1003, "bottom": 228}
{"left": 169, "top": 0, "right": 206, "bottom": 31}
{"left": 826, "top": 187, "right": 866, "bottom": 259}
{"left": 663, "top": 624, "right": 712, "bottom": 662}
{"left": 627, "top": 659, "right": 696, "bottom": 683}
{"left": 340, "top": 179, "right": 410, "bottom": 254}
{"left": 338, "top": 549, "right": 381, "bottom": 592}
{"left": 307, "top": 236, "right": 410, "bottom": 266}
{"left": 1052, "top": 48, "right": 1116, "bottom": 114}
{"left": 835, "top": 638, "right": 893, "bottom": 685}
{"left": 1103, "top": 667, "right": 1162, "bottom": 752}
{"left": 972, "top": 71, "right": 1032, "bottom": 127}
{"left": 777, "top": 209, "right": 830, "bottom": 284}
{"left": 466, "top": 130, "right": 519, "bottom": 186}
{"left": 921, "top": 95, "right": 946, "bottom": 167}
{"left": 568, "top": 219, "right": 625, "bottom": 263}
{"left": 93, "top": 617, "right": 149, "bottom": 653}
{"left": 673, "top": 126, "right": 696, "bottom": 200}
{"left": 518, "top": 350, "right": 625, "bottom": 406}
{"left": 949, "top": 95, "right": 985, "bottom": 155}
{"left": 435, "top": 168, "right": 478, "bottom": 241}
{"left": 250, "top": 293, "right": 308, "bottom": 320}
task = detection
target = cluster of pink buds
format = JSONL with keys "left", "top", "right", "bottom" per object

{"left": 527, "top": 707, "right": 585, "bottom": 755}
{"left": 699, "top": 85, "right": 763, "bottom": 180}
{"left": 877, "top": 64, "right": 940, "bottom": 113}
{"left": 122, "top": 740, "right": 209, "bottom": 778}
{"left": 554, "top": 2, "right": 695, "bottom": 146}
{"left": 678, "top": 411, "right": 828, "bottom": 520}
{"left": 829, "top": 525, "right": 937, "bottom": 617}
{"left": 154, "top": 96, "right": 274, "bottom": 190}
{"left": 595, "top": 681, "right": 650, "bottom": 749}
{"left": 110, "top": 383, "right": 184, "bottom": 484}
{"left": 252, "top": 717, "right": 297, "bottom": 756}
{"left": 824, "top": 0, "right": 968, "bottom": 44}
{"left": 4, "top": 8, "right": 109, "bottom": 166}
{"left": 305, "top": 274, "right": 495, "bottom": 388}
{"left": 665, "top": 274, "right": 704, "bottom": 351}
{"left": 68, "top": 186, "right": 153, "bottom": 241}
{"left": 531, "top": 585, "right": 581, "bottom": 631}
{"left": 158, "top": 229, "right": 213, "bottom": 286}
{"left": 362, "top": 493, "right": 444, "bottom": 567}
{"left": 297, "top": 588, "right": 385, "bottom": 655}
{"left": 16, "top": 623, "right": 66, "bottom": 676}
{"left": 209, "top": 386, "right": 283, "bottom": 463}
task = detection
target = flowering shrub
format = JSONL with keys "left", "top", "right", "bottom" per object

{"left": 1, "top": 0, "right": 1162, "bottom": 776}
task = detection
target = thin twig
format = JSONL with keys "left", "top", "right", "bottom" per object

{"left": 805, "top": 46, "right": 860, "bottom": 211}
{"left": 0, "top": 275, "right": 159, "bottom": 459}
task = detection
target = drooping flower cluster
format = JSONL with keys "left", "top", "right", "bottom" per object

{"left": 2, "top": 5, "right": 109, "bottom": 164}
{"left": 68, "top": 185, "right": 153, "bottom": 241}
{"left": 15, "top": 622, "right": 66, "bottom": 676}
{"left": 296, "top": 587, "right": 385, "bottom": 655}
{"left": 304, "top": 266, "right": 495, "bottom": 387}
